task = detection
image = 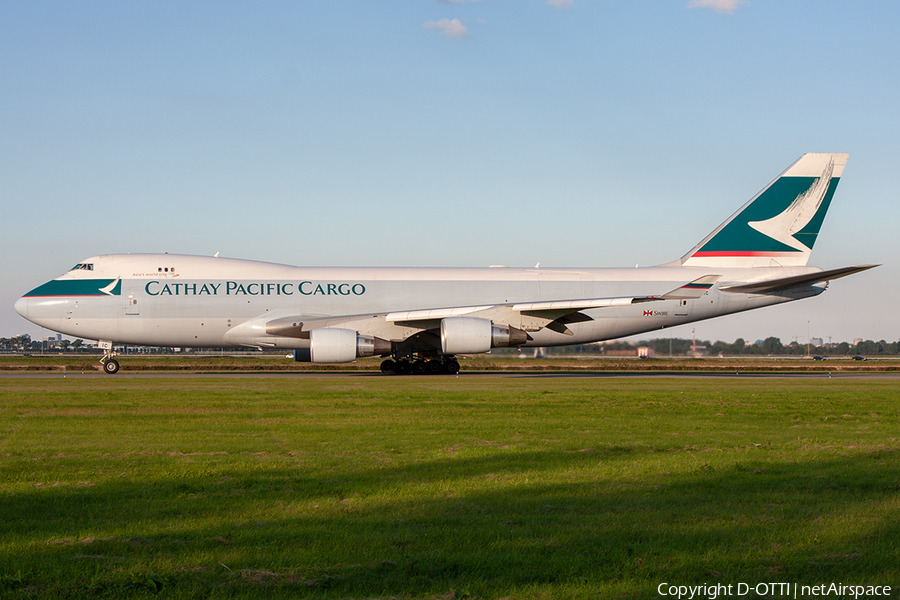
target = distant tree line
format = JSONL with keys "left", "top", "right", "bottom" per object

{"left": 0, "top": 337, "right": 231, "bottom": 354}
{"left": 3, "top": 334, "right": 899, "bottom": 356}
{"left": 492, "top": 337, "right": 900, "bottom": 357}
{"left": 0, "top": 335, "right": 85, "bottom": 353}
{"left": 599, "top": 337, "right": 900, "bottom": 356}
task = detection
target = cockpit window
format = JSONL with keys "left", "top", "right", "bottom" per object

{"left": 69, "top": 263, "right": 94, "bottom": 271}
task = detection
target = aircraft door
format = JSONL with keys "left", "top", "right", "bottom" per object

{"left": 125, "top": 294, "right": 140, "bottom": 315}
{"left": 674, "top": 299, "right": 691, "bottom": 317}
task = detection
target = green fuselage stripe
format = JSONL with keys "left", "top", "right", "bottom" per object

{"left": 24, "top": 279, "right": 121, "bottom": 297}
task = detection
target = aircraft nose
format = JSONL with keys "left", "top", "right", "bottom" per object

{"left": 14, "top": 296, "right": 28, "bottom": 319}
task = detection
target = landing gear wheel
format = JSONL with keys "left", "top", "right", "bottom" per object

{"left": 394, "top": 359, "right": 412, "bottom": 375}
{"left": 445, "top": 360, "right": 460, "bottom": 375}
{"left": 103, "top": 359, "right": 120, "bottom": 375}
{"left": 412, "top": 360, "right": 428, "bottom": 375}
{"left": 380, "top": 359, "right": 395, "bottom": 374}
{"left": 426, "top": 360, "right": 442, "bottom": 375}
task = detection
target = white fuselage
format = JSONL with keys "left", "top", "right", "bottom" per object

{"left": 15, "top": 254, "right": 822, "bottom": 349}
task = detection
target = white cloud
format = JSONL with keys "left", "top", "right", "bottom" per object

{"left": 546, "top": 0, "right": 574, "bottom": 8}
{"left": 424, "top": 18, "right": 469, "bottom": 39}
{"left": 687, "top": 0, "right": 746, "bottom": 14}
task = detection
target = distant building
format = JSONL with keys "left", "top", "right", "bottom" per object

{"left": 688, "top": 345, "right": 708, "bottom": 357}
{"left": 811, "top": 337, "right": 823, "bottom": 347}
{"left": 853, "top": 338, "right": 863, "bottom": 346}
{"left": 637, "top": 346, "right": 655, "bottom": 358}
{"left": 42, "top": 334, "right": 63, "bottom": 348}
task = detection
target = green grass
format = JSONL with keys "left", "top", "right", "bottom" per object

{"left": 2, "top": 354, "right": 899, "bottom": 373}
{"left": 0, "top": 376, "right": 898, "bottom": 598}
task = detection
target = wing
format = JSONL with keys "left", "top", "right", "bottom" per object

{"left": 264, "top": 274, "right": 722, "bottom": 340}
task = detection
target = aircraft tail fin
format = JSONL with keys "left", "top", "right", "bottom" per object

{"left": 675, "top": 153, "right": 849, "bottom": 268}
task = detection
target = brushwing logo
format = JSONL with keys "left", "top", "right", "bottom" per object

{"left": 99, "top": 278, "right": 121, "bottom": 296}
{"left": 747, "top": 158, "right": 834, "bottom": 252}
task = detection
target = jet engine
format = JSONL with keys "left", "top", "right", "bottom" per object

{"left": 440, "top": 317, "right": 528, "bottom": 355}
{"left": 294, "top": 328, "right": 391, "bottom": 363}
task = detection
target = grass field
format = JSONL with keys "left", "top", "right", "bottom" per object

{"left": 2, "top": 354, "right": 899, "bottom": 373}
{"left": 0, "top": 375, "right": 898, "bottom": 599}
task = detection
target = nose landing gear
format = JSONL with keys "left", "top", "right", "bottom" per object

{"left": 102, "top": 358, "right": 120, "bottom": 374}
{"left": 99, "top": 345, "right": 120, "bottom": 374}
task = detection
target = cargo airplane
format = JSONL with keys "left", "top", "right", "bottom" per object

{"left": 15, "top": 153, "right": 876, "bottom": 374}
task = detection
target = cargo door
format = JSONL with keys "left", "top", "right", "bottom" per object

{"left": 538, "top": 270, "right": 583, "bottom": 301}
{"left": 674, "top": 299, "right": 692, "bottom": 317}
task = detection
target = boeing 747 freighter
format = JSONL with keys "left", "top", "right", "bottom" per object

{"left": 15, "top": 153, "right": 876, "bottom": 374}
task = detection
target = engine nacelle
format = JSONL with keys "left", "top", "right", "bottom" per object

{"left": 294, "top": 328, "right": 391, "bottom": 363}
{"left": 440, "top": 317, "right": 528, "bottom": 355}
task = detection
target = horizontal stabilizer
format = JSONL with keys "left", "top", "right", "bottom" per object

{"left": 720, "top": 265, "right": 878, "bottom": 294}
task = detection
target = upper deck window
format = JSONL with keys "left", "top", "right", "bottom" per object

{"left": 69, "top": 263, "right": 93, "bottom": 271}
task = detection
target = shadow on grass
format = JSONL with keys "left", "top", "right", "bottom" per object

{"left": 1, "top": 448, "right": 898, "bottom": 598}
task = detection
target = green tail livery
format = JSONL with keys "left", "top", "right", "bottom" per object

{"left": 678, "top": 153, "right": 846, "bottom": 268}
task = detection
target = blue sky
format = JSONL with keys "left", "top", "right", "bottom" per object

{"left": 2, "top": 0, "right": 897, "bottom": 345}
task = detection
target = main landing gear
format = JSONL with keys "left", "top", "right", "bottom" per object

{"left": 380, "top": 357, "right": 460, "bottom": 376}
